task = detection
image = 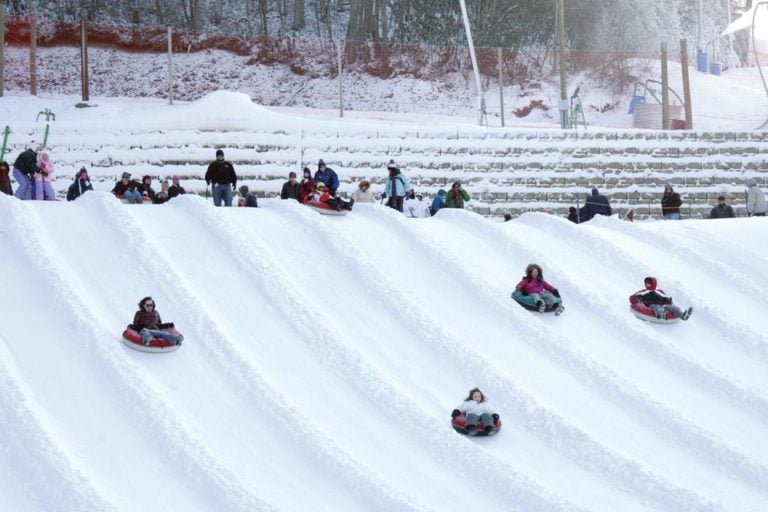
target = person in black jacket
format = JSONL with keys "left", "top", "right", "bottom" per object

{"left": 631, "top": 276, "right": 692, "bottom": 321}
{"left": 709, "top": 195, "right": 735, "bottom": 219}
{"left": 567, "top": 206, "right": 579, "bottom": 223}
{"left": 0, "top": 161, "right": 12, "bottom": 196}
{"left": 12, "top": 146, "right": 40, "bottom": 200}
{"left": 168, "top": 175, "right": 186, "bottom": 198}
{"left": 661, "top": 183, "right": 682, "bottom": 220}
{"left": 280, "top": 171, "right": 300, "bottom": 201}
{"left": 204, "top": 149, "right": 237, "bottom": 207}
{"left": 111, "top": 172, "right": 143, "bottom": 203}
{"left": 584, "top": 188, "right": 612, "bottom": 218}
{"left": 66, "top": 167, "right": 94, "bottom": 201}
{"left": 139, "top": 175, "right": 156, "bottom": 202}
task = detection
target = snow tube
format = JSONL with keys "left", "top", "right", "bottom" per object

{"left": 116, "top": 195, "right": 153, "bottom": 204}
{"left": 629, "top": 303, "right": 680, "bottom": 324}
{"left": 305, "top": 201, "right": 348, "bottom": 216}
{"left": 451, "top": 414, "right": 502, "bottom": 437}
{"left": 511, "top": 290, "right": 562, "bottom": 313}
{"left": 121, "top": 326, "right": 182, "bottom": 353}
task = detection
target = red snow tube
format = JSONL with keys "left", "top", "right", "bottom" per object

{"left": 629, "top": 301, "right": 680, "bottom": 324}
{"left": 305, "top": 201, "right": 348, "bottom": 216}
{"left": 451, "top": 414, "right": 502, "bottom": 437}
{"left": 121, "top": 326, "right": 182, "bottom": 353}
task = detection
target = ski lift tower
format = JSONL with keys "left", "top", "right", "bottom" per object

{"left": 459, "top": 0, "right": 487, "bottom": 126}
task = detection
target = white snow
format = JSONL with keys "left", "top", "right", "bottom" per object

{"left": 1, "top": 89, "right": 768, "bottom": 511}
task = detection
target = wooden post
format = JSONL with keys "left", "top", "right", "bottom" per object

{"left": 80, "top": 16, "right": 89, "bottom": 102}
{"left": 1, "top": 8, "right": 5, "bottom": 97}
{"left": 30, "top": 3, "right": 37, "bottom": 96}
{"left": 168, "top": 26, "right": 173, "bottom": 105}
{"left": 680, "top": 39, "right": 693, "bottom": 129}
{"left": 337, "top": 40, "right": 343, "bottom": 118}
{"left": 661, "top": 42, "right": 669, "bottom": 130}
{"left": 497, "top": 47, "right": 505, "bottom": 127}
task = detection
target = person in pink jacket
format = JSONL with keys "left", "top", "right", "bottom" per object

{"left": 515, "top": 263, "right": 561, "bottom": 313}
{"left": 34, "top": 152, "right": 56, "bottom": 200}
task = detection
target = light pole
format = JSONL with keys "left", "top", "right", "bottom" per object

{"left": 459, "top": 0, "right": 486, "bottom": 126}
{"left": 557, "top": 0, "right": 569, "bottom": 129}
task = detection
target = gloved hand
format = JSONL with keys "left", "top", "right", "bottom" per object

{"left": 232, "top": 184, "right": 237, "bottom": 191}
{"left": 451, "top": 409, "right": 461, "bottom": 418}
{"left": 553, "top": 289, "right": 560, "bottom": 298}
{"left": 381, "top": 192, "right": 387, "bottom": 199}
{"left": 206, "top": 180, "right": 211, "bottom": 186}
{"left": 492, "top": 413, "right": 499, "bottom": 422}
{"left": 664, "top": 297, "right": 672, "bottom": 305}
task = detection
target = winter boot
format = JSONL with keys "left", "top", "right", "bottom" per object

{"left": 554, "top": 304, "right": 565, "bottom": 316}
{"left": 681, "top": 307, "right": 693, "bottom": 321}
{"left": 175, "top": 334, "right": 184, "bottom": 346}
{"left": 536, "top": 300, "right": 546, "bottom": 313}
{"left": 140, "top": 329, "right": 152, "bottom": 346}
{"left": 484, "top": 425, "right": 494, "bottom": 433}
{"left": 466, "top": 424, "right": 477, "bottom": 437}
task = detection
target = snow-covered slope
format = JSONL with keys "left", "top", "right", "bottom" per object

{"left": 1, "top": 192, "right": 766, "bottom": 512}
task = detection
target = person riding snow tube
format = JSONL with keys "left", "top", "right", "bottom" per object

{"left": 303, "top": 182, "right": 353, "bottom": 215}
{"left": 451, "top": 387, "right": 502, "bottom": 437}
{"left": 511, "top": 263, "right": 564, "bottom": 315}
{"left": 629, "top": 276, "right": 692, "bottom": 324}
{"left": 122, "top": 296, "right": 184, "bottom": 352}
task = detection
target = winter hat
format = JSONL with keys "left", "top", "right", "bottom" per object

{"left": 644, "top": 276, "right": 657, "bottom": 290}
{"left": 172, "top": 175, "right": 180, "bottom": 182}
{"left": 216, "top": 149, "right": 224, "bottom": 157}
{"left": 437, "top": 189, "right": 446, "bottom": 196}
{"left": 717, "top": 195, "right": 726, "bottom": 201}
{"left": 239, "top": 185, "right": 250, "bottom": 196}
{"left": 143, "top": 175, "right": 152, "bottom": 182}
{"left": 288, "top": 171, "right": 297, "bottom": 178}
{"left": 386, "top": 159, "right": 397, "bottom": 169}
{"left": 79, "top": 166, "right": 88, "bottom": 176}
{"left": 121, "top": 172, "right": 131, "bottom": 180}
{"left": 302, "top": 167, "right": 311, "bottom": 176}
{"left": 452, "top": 181, "right": 462, "bottom": 188}
{"left": 746, "top": 178, "right": 757, "bottom": 187}
{"left": 591, "top": 187, "right": 599, "bottom": 195}
{"left": 664, "top": 182, "right": 673, "bottom": 191}
{"left": 316, "top": 182, "right": 326, "bottom": 189}
{"left": 318, "top": 159, "right": 326, "bottom": 167}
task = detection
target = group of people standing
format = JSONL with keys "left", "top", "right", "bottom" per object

{"left": 2, "top": 145, "right": 59, "bottom": 201}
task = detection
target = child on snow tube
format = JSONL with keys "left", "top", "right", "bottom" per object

{"left": 132, "top": 296, "right": 184, "bottom": 346}
{"left": 512, "top": 263, "right": 562, "bottom": 313}
{"left": 630, "top": 277, "right": 692, "bottom": 321}
{"left": 451, "top": 387, "right": 500, "bottom": 436}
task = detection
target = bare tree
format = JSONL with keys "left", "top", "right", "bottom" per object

{"left": 293, "top": 0, "right": 306, "bottom": 31}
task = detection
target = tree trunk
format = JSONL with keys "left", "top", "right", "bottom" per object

{"left": 214, "top": 0, "right": 223, "bottom": 26}
{"left": 293, "top": 0, "right": 306, "bottom": 31}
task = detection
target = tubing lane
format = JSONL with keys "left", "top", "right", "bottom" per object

{"left": 2, "top": 198, "right": 275, "bottom": 512}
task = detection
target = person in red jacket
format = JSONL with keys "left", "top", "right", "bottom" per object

{"left": 298, "top": 167, "right": 315, "bottom": 204}
{"left": 631, "top": 277, "right": 692, "bottom": 320}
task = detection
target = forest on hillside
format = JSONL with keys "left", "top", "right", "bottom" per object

{"left": 2, "top": 0, "right": 748, "bottom": 53}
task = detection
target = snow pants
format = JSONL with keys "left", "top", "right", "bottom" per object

{"left": 12, "top": 167, "right": 33, "bottom": 200}
{"left": 465, "top": 413, "right": 494, "bottom": 429}
{"left": 530, "top": 290, "right": 560, "bottom": 308}
{"left": 34, "top": 180, "right": 56, "bottom": 200}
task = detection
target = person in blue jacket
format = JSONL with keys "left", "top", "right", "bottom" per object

{"left": 381, "top": 159, "right": 411, "bottom": 213}
{"left": 430, "top": 189, "right": 447, "bottom": 215}
{"left": 313, "top": 159, "right": 340, "bottom": 195}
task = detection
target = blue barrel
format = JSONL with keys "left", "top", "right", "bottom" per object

{"left": 710, "top": 62, "right": 722, "bottom": 76}
{"left": 697, "top": 51, "right": 708, "bottom": 73}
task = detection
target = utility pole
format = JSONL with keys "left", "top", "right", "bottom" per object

{"left": 81, "top": 11, "right": 89, "bottom": 102}
{"left": 681, "top": 39, "right": 693, "bottom": 129}
{"left": 661, "top": 42, "right": 669, "bottom": 130}
{"left": 168, "top": 26, "right": 173, "bottom": 105}
{"left": 498, "top": 47, "right": 505, "bottom": 127}
{"left": 557, "top": 0, "right": 569, "bottom": 129}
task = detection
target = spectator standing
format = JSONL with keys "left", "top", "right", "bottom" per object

{"left": 314, "top": 159, "right": 340, "bottom": 195}
{"left": 430, "top": 189, "right": 447, "bottom": 215}
{"left": 12, "top": 144, "right": 40, "bottom": 200}
{"left": 382, "top": 159, "right": 410, "bottom": 213}
{"left": 584, "top": 188, "right": 612, "bottom": 218}
{"left": 168, "top": 175, "right": 186, "bottom": 198}
{"left": 352, "top": 180, "right": 375, "bottom": 203}
{"left": 0, "top": 161, "right": 13, "bottom": 196}
{"left": 298, "top": 167, "right": 315, "bottom": 203}
{"left": 404, "top": 190, "right": 431, "bottom": 218}
{"left": 746, "top": 178, "right": 766, "bottom": 216}
{"left": 661, "top": 183, "right": 682, "bottom": 220}
{"left": 709, "top": 195, "right": 735, "bottom": 219}
{"left": 445, "top": 181, "right": 470, "bottom": 209}
{"left": 280, "top": 171, "right": 301, "bottom": 201}
{"left": 205, "top": 149, "right": 237, "bottom": 207}
{"left": 66, "top": 167, "right": 93, "bottom": 201}
{"left": 33, "top": 152, "right": 56, "bottom": 200}
{"left": 238, "top": 185, "right": 259, "bottom": 207}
